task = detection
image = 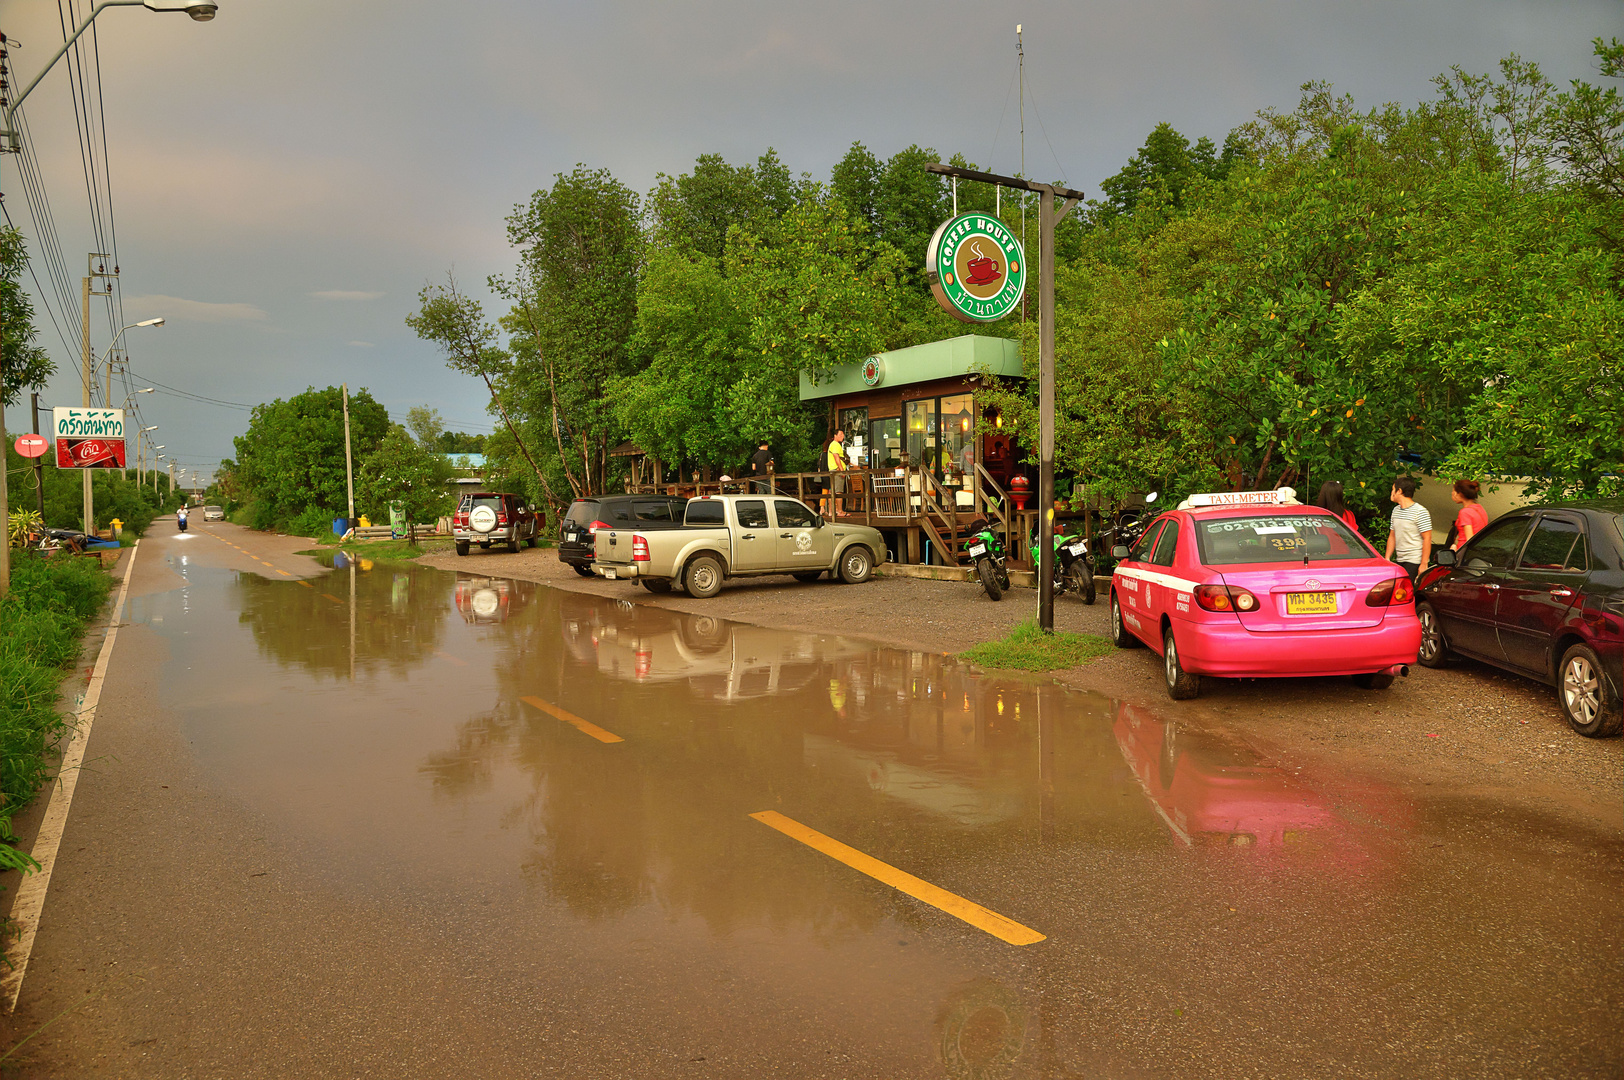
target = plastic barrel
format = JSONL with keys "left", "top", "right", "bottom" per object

{"left": 333, "top": 518, "right": 348, "bottom": 536}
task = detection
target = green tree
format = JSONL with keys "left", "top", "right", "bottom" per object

{"left": 405, "top": 405, "right": 445, "bottom": 450}
{"left": 359, "top": 425, "right": 455, "bottom": 544}
{"left": 233, "top": 386, "right": 390, "bottom": 526}
{"left": 0, "top": 229, "right": 52, "bottom": 407}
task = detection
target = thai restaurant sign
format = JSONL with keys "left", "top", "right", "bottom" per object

{"left": 53, "top": 407, "right": 127, "bottom": 469}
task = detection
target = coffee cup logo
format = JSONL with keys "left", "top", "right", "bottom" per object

{"left": 925, "top": 213, "right": 1026, "bottom": 323}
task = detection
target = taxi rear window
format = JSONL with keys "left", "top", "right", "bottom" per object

{"left": 1195, "top": 514, "right": 1373, "bottom": 564}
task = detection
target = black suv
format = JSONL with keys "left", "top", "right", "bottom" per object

{"left": 558, "top": 495, "right": 689, "bottom": 576}
{"left": 1418, "top": 500, "right": 1623, "bottom": 737}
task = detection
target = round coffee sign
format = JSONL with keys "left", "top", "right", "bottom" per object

{"left": 926, "top": 212, "right": 1026, "bottom": 323}
{"left": 861, "top": 356, "right": 884, "bottom": 387}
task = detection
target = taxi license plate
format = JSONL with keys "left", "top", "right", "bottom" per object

{"left": 1285, "top": 591, "right": 1337, "bottom": 615}
{"left": 968, "top": 543, "right": 987, "bottom": 557}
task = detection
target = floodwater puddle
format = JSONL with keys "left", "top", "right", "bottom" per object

{"left": 123, "top": 551, "right": 1624, "bottom": 1077}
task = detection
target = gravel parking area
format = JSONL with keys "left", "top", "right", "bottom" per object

{"left": 420, "top": 545, "right": 1623, "bottom": 832}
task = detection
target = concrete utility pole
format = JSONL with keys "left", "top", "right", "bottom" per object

{"left": 341, "top": 383, "right": 355, "bottom": 525}
{"left": 82, "top": 269, "right": 92, "bottom": 534}
{"left": 31, "top": 393, "right": 45, "bottom": 515}
{"left": 925, "top": 162, "right": 1083, "bottom": 632}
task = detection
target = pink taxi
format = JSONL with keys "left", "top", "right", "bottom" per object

{"left": 1109, "top": 490, "right": 1422, "bottom": 700}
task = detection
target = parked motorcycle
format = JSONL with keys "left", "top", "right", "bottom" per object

{"left": 1095, "top": 492, "right": 1159, "bottom": 570}
{"left": 965, "top": 519, "right": 1012, "bottom": 601}
{"left": 1035, "top": 530, "right": 1097, "bottom": 605}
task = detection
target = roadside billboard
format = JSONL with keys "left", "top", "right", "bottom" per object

{"left": 53, "top": 407, "right": 127, "bottom": 469}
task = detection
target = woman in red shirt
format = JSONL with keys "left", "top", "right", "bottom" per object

{"left": 1451, "top": 479, "right": 1489, "bottom": 550}
{"left": 1316, "top": 480, "right": 1359, "bottom": 531}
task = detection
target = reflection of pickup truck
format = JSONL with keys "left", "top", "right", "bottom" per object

{"left": 592, "top": 494, "right": 885, "bottom": 598}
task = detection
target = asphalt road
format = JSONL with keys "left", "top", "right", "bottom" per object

{"left": 2, "top": 521, "right": 1620, "bottom": 1078}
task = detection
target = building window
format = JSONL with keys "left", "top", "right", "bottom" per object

{"left": 905, "top": 395, "right": 977, "bottom": 480}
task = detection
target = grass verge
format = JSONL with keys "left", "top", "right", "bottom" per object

{"left": 961, "top": 618, "right": 1113, "bottom": 672}
{"left": 0, "top": 551, "right": 114, "bottom": 871}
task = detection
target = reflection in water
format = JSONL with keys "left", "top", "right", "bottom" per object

{"left": 235, "top": 556, "right": 454, "bottom": 679}
{"left": 453, "top": 575, "right": 535, "bottom": 624}
{"left": 937, "top": 980, "right": 1027, "bottom": 1080}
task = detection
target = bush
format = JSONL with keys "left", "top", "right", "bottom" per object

{"left": 0, "top": 552, "right": 113, "bottom": 812}
{"left": 287, "top": 506, "right": 341, "bottom": 539}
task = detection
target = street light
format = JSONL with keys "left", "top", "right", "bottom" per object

{"left": 0, "top": 0, "right": 215, "bottom": 601}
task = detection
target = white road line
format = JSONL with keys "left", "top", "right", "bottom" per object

{"left": 2, "top": 541, "right": 140, "bottom": 1013}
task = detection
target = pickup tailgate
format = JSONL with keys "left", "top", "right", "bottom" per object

{"left": 594, "top": 528, "right": 638, "bottom": 568}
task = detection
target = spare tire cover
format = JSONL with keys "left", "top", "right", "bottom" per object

{"left": 470, "top": 505, "right": 498, "bottom": 533}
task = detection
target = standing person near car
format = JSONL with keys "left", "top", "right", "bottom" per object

{"left": 1316, "top": 480, "right": 1359, "bottom": 532}
{"left": 1383, "top": 476, "right": 1432, "bottom": 582}
{"left": 825, "top": 429, "right": 849, "bottom": 515}
{"left": 749, "top": 440, "right": 775, "bottom": 494}
{"left": 1450, "top": 479, "right": 1489, "bottom": 551}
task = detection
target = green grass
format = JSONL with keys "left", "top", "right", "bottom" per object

{"left": 961, "top": 618, "right": 1114, "bottom": 672}
{"left": 0, "top": 552, "right": 113, "bottom": 815}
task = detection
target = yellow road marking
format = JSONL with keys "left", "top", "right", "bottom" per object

{"left": 320, "top": 593, "right": 344, "bottom": 604}
{"left": 298, "top": 580, "right": 314, "bottom": 588}
{"left": 434, "top": 650, "right": 468, "bottom": 666}
{"left": 520, "top": 695, "right": 624, "bottom": 744}
{"left": 276, "top": 569, "right": 290, "bottom": 576}
{"left": 749, "top": 811, "right": 1045, "bottom": 946}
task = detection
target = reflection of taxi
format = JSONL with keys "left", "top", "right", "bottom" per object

{"left": 1108, "top": 489, "right": 1422, "bottom": 699}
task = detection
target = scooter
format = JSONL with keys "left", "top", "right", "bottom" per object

{"left": 965, "top": 519, "right": 1012, "bottom": 601}
{"left": 177, "top": 510, "right": 188, "bottom": 533}
{"left": 1034, "top": 530, "right": 1097, "bottom": 605}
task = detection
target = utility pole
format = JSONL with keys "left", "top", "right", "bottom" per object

{"left": 341, "top": 382, "right": 355, "bottom": 525}
{"left": 31, "top": 393, "right": 44, "bottom": 516}
{"left": 926, "top": 162, "right": 1083, "bottom": 632}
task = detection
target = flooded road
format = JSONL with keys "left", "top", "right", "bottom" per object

{"left": 15, "top": 526, "right": 1624, "bottom": 1077}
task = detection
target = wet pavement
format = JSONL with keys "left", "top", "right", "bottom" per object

{"left": 9, "top": 524, "right": 1623, "bottom": 1077}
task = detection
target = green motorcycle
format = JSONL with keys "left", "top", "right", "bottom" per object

{"left": 966, "top": 520, "right": 1012, "bottom": 601}
{"left": 1033, "top": 529, "right": 1097, "bottom": 605}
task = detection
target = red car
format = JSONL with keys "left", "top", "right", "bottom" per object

{"left": 1109, "top": 490, "right": 1423, "bottom": 700}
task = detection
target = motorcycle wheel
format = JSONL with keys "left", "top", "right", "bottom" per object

{"left": 976, "top": 558, "right": 1004, "bottom": 602}
{"left": 1068, "top": 561, "right": 1096, "bottom": 605}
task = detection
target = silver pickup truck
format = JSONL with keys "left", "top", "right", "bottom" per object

{"left": 592, "top": 494, "right": 885, "bottom": 598}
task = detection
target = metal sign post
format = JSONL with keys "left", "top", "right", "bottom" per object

{"left": 925, "top": 163, "right": 1083, "bottom": 631}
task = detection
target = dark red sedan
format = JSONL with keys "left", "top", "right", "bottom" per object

{"left": 1418, "top": 501, "right": 1623, "bottom": 737}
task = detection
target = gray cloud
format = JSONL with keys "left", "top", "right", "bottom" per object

{"left": 123, "top": 294, "right": 269, "bottom": 323}
{"left": 314, "top": 291, "right": 386, "bottom": 302}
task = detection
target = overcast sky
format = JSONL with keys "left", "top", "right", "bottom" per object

{"left": 4, "top": 0, "right": 1615, "bottom": 482}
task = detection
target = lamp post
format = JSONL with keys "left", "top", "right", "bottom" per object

{"left": 0, "top": 0, "right": 215, "bottom": 599}
{"left": 79, "top": 319, "right": 163, "bottom": 533}
{"left": 138, "top": 424, "right": 158, "bottom": 482}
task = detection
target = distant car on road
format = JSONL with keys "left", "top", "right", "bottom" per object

{"left": 1418, "top": 501, "right": 1623, "bottom": 737}
{"left": 1109, "top": 489, "right": 1422, "bottom": 700}
{"left": 452, "top": 492, "right": 541, "bottom": 556}
{"left": 203, "top": 505, "right": 224, "bottom": 521}
{"left": 558, "top": 495, "right": 688, "bottom": 577}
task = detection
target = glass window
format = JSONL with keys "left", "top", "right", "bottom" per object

{"left": 905, "top": 399, "right": 936, "bottom": 473}
{"left": 1194, "top": 513, "right": 1370, "bottom": 565}
{"left": 869, "top": 417, "right": 902, "bottom": 470}
{"left": 633, "top": 500, "right": 676, "bottom": 522}
{"left": 735, "top": 500, "right": 770, "bottom": 529}
{"left": 1129, "top": 520, "right": 1164, "bottom": 563}
{"left": 941, "top": 394, "right": 976, "bottom": 480}
{"left": 610, "top": 504, "right": 631, "bottom": 522}
{"left": 774, "top": 500, "right": 817, "bottom": 528}
{"left": 1519, "top": 517, "right": 1587, "bottom": 573}
{"left": 838, "top": 407, "right": 868, "bottom": 467}
{"left": 685, "top": 500, "right": 725, "bottom": 526}
{"left": 1150, "top": 519, "right": 1180, "bottom": 566}
{"left": 564, "top": 500, "right": 599, "bottom": 526}
{"left": 1460, "top": 516, "right": 1533, "bottom": 570}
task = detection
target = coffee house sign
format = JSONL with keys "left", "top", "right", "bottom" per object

{"left": 925, "top": 212, "right": 1026, "bottom": 323}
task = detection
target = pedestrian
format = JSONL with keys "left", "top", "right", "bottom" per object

{"left": 825, "top": 429, "right": 849, "bottom": 515}
{"left": 1315, "top": 480, "right": 1359, "bottom": 531}
{"left": 749, "top": 440, "right": 775, "bottom": 494}
{"left": 1450, "top": 479, "right": 1488, "bottom": 551}
{"left": 1383, "top": 476, "right": 1433, "bottom": 582}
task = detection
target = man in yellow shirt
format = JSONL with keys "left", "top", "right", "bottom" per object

{"left": 826, "top": 430, "right": 848, "bottom": 515}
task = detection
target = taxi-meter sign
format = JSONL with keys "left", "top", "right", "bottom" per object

{"left": 53, "top": 407, "right": 127, "bottom": 469}
{"left": 13, "top": 433, "right": 48, "bottom": 459}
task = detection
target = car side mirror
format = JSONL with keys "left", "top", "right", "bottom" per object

{"left": 813, "top": 515, "right": 825, "bottom": 528}
{"left": 1112, "top": 544, "right": 1132, "bottom": 560}
{"left": 1434, "top": 548, "right": 1457, "bottom": 566}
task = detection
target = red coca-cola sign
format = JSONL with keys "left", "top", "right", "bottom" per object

{"left": 56, "top": 437, "right": 128, "bottom": 469}
{"left": 52, "top": 407, "right": 127, "bottom": 469}
{"left": 14, "top": 433, "right": 48, "bottom": 459}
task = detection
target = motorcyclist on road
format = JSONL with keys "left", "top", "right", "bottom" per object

{"left": 177, "top": 506, "right": 188, "bottom": 532}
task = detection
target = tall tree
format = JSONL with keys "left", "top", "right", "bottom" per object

{"left": 404, "top": 405, "right": 446, "bottom": 450}
{"left": 359, "top": 425, "right": 455, "bottom": 544}
{"left": 233, "top": 386, "right": 390, "bottom": 523}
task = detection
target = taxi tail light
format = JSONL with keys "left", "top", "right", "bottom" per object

{"left": 1366, "top": 577, "right": 1413, "bottom": 606}
{"left": 1194, "top": 584, "right": 1259, "bottom": 612}
{"left": 632, "top": 535, "right": 651, "bottom": 562}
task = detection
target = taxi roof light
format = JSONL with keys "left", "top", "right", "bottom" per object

{"left": 1179, "top": 487, "right": 1300, "bottom": 510}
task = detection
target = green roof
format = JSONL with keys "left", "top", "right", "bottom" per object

{"left": 799, "top": 334, "right": 1023, "bottom": 401}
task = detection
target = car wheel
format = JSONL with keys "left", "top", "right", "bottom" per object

{"left": 1163, "top": 626, "right": 1201, "bottom": 700}
{"left": 1352, "top": 672, "right": 1395, "bottom": 690}
{"left": 526, "top": 536, "right": 538, "bottom": 548}
{"left": 507, "top": 539, "right": 520, "bottom": 553}
{"left": 1068, "top": 562, "right": 1096, "bottom": 605}
{"left": 1111, "top": 592, "right": 1143, "bottom": 649}
{"left": 642, "top": 578, "right": 672, "bottom": 594}
{"left": 839, "top": 545, "right": 872, "bottom": 584}
{"left": 793, "top": 571, "right": 823, "bottom": 583}
{"left": 1559, "top": 642, "right": 1622, "bottom": 738}
{"left": 976, "top": 558, "right": 1003, "bottom": 601}
{"left": 1416, "top": 602, "right": 1450, "bottom": 668}
{"left": 455, "top": 541, "right": 469, "bottom": 557}
{"left": 685, "top": 555, "right": 724, "bottom": 599}
{"left": 573, "top": 565, "right": 594, "bottom": 577}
